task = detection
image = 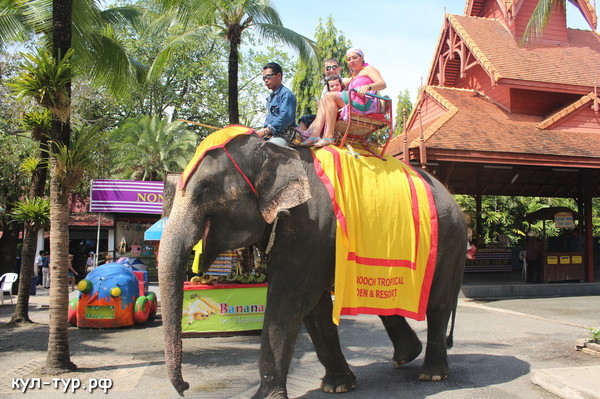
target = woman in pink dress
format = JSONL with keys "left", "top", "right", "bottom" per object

{"left": 303, "top": 48, "right": 387, "bottom": 147}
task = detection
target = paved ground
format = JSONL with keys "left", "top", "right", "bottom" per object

{"left": 1, "top": 286, "right": 599, "bottom": 399}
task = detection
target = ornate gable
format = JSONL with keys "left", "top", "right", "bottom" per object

{"left": 537, "top": 92, "right": 600, "bottom": 132}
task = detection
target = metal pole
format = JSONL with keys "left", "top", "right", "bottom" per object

{"left": 95, "top": 213, "right": 101, "bottom": 267}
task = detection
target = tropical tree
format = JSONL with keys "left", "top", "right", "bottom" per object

{"left": 4, "top": 111, "right": 52, "bottom": 325}
{"left": 394, "top": 89, "right": 413, "bottom": 135}
{"left": 4, "top": 0, "right": 143, "bottom": 372}
{"left": 292, "top": 16, "right": 351, "bottom": 117}
{"left": 0, "top": 131, "right": 35, "bottom": 276}
{"left": 9, "top": 196, "right": 50, "bottom": 324}
{"left": 110, "top": 115, "right": 198, "bottom": 180}
{"left": 151, "top": 0, "right": 316, "bottom": 124}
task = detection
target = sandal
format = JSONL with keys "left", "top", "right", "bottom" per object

{"left": 302, "top": 137, "right": 320, "bottom": 146}
{"left": 314, "top": 138, "right": 335, "bottom": 147}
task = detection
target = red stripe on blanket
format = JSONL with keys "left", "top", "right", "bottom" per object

{"left": 347, "top": 252, "right": 416, "bottom": 269}
{"left": 404, "top": 162, "right": 439, "bottom": 317}
{"left": 310, "top": 150, "right": 348, "bottom": 236}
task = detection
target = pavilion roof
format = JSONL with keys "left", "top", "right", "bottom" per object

{"left": 389, "top": 86, "right": 600, "bottom": 166}
{"left": 427, "top": 14, "right": 600, "bottom": 90}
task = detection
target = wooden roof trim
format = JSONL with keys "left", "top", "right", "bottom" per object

{"left": 425, "top": 18, "right": 454, "bottom": 87}
{"left": 537, "top": 92, "right": 598, "bottom": 129}
{"left": 498, "top": 78, "right": 595, "bottom": 94}
{"left": 465, "top": 0, "right": 485, "bottom": 16}
{"left": 447, "top": 14, "right": 504, "bottom": 83}
{"left": 570, "top": 0, "right": 598, "bottom": 30}
{"left": 408, "top": 86, "right": 460, "bottom": 148}
{"left": 417, "top": 147, "right": 600, "bottom": 168}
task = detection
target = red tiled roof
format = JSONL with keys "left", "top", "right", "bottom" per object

{"left": 537, "top": 92, "right": 599, "bottom": 129}
{"left": 389, "top": 86, "right": 600, "bottom": 160}
{"left": 446, "top": 14, "right": 600, "bottom": 89}
{"left": 69, "top": 214, "right": 114, "bottom": 227}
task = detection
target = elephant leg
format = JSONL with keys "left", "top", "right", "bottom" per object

{"left": 419, "top": 307, "right": 452, "bottom": 381}
{"left": 379, "top": 315, "right": 423, "bottom": 368}
{"left": 252, "top": 316, "right": 299, "bottom": 399}
{"left": 303, "top": 291, "right": 357, "bottom": 394}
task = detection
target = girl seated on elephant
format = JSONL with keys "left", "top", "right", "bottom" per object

{"left": 302, "top": 47, "right": 387, "bottom": 147}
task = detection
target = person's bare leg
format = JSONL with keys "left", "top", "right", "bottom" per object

{"left": 302, "top": 98, "right": 327, "bottom": 145}
{"left": 315, "top": 94, "right": 345, "bottom": 147}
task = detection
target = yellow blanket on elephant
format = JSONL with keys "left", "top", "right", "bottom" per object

{"left": 179, "top": 125, "right": 254, "bottom": 190}
{"left": 312, "top": 146, "right": 438, "bottom": 325}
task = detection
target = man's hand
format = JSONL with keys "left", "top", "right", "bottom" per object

{"left": 255, "top": 127, "right": 270, "bottom": 138}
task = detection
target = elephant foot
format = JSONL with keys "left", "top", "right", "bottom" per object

{"left": 321, "top": 370, "right": 357, "bottom": 393}
{"left": 418, "top": 361, "right": 448, "bottom": 382}
{"left": 392, "top": 341, "right": 423, "bottom": 369}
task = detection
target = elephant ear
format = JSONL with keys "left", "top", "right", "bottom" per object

{"left": 256, "top": 142, "right": 311, "bottom": 224}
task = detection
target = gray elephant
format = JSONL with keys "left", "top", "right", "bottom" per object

{"left": 158, "top": 129, "right": 466, "bottom": 398}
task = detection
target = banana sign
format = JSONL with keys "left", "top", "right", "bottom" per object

{"left": 181, "top": 283, "right": 267, "bottom": 333}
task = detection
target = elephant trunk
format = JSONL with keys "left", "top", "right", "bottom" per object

{"left": 158, "top": 203, "right": 197, "bottom": 396}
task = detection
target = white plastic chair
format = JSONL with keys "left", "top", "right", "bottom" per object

{"left": 0, "top": 273, "right": 18, "bottom": 305}
{"left": 519, "top": 251, "right": 528, "bottom": 281}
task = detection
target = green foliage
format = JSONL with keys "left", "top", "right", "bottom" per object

{"left": 292, "top": 16, "right": 351, "bottom": 117}
{"left": 2, "top": 0, "right": 144, "bottom": 97}
{"left": 109, "top": 5, "right": 229, "bottom": 125}
{"left": 21, "top": 109, "right": 52, "bottom": 141}
{"left": 109, "top": 115, "right": 198, "bottom": 181}
{"left": 0, "top": 130, "right": 36, "bottom": 226}
{"left": 454, "top": 195, "right": 578, "bottom": 245}
{"left": 590, "top": 327, "right": 600, "bottom": 343}
{"left": 45, "top": 125, "right": 105, "bottom": 190}
{"left": 0, "top": 0, "right": 32, "bottom": 49}
{"left": 10, "top": 196, "right": 50, "bottom": 230}
{"left": 150, "top": 0, "right": 316, "bottom": 122}
{"left": 8, "top": 47, "right": 73, "bottom": 122}
{"left": 395, "top": 89, "right": 413, "bottom": 134}
{"left": 20, "top": 156, "right": 45, "bottom": 175}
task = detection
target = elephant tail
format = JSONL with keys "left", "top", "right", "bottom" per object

{"left": 446, "top": 304, "right": 457, "bottom": 349}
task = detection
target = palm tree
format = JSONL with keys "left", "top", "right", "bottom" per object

{"left": 9, "top": 196, "right": 50, "bottom": 324}
{"left": 5, "top": 0, "right": 142, "bottom": 373}
{"left": 6, "top": 111, "right": 51, "bottom": 325}
{"left": 110, "top": 115, "right": 198, "bottom": 181}
{"left": 151, "top": 0, "right": 316, "bottom": 124}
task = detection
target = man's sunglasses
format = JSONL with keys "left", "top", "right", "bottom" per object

{"left": 262, "top": 73, "right": 277, "bottom": 81}
{"left": 325, "top": 65, "right": 339, "bottom": 71}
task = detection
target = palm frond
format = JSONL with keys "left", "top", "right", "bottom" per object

{"left": 146, "top": 27, "right": 212, "bottom": 81}
{"left": 0, "top": 2, "right": 31, "bottom": 48}
{"left": 522, "top": 0, "right": 564, "bottom": 44}
{"left": 46, "top": 125, "right": 104, "bottom": 190}
{"left": 253, "top": 23, "right": 316, "bottom": 62}
{"left": 8, "top": 47, "right": 73, "bottom": 122}
{"left": 11, "top": 196, "right": 50, "bottom": 229}
{"left": 20, "top": 156, "right": 45, "bottom": 174}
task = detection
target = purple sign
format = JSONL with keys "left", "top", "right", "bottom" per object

{"left": 90, "top": 180, "right": 164, "bottom": 214}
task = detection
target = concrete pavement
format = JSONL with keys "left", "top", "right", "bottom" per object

{"left": 1, "top": 285, "right": 599, "bottom": 398}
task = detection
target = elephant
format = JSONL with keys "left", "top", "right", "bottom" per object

{"left": 158, "top": 130, "right": 467, "bottom": 398}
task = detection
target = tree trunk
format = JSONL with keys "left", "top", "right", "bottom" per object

{"left": 227, "top": 41, "right": 240, "bottom": 124}
{"left": 43, "top": 0, "right": 76, "bottom": 373}
{"left": 0, "top": 220, "right": 19, "bottom": 276}
{"left": 44, "top": 155, "right": 76, "bottom": 372}
{"left": 9, "top": 227, "right": 36, "bottom": 324}
{"left": 10, "top": 142, "right": 49, "bottom": 325}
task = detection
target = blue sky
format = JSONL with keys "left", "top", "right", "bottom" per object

{"left": 273, "top": 0, "right": 595, "bottom": 102}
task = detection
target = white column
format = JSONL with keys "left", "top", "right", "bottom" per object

{"left": 108, "top": 229, "right": 115, "bottom": 257}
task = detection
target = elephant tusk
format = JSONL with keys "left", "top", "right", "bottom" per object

{"left": 202, "top": 220, "right": 210, "bottom": 249}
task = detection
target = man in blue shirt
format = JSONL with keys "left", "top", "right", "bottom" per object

{"left": 255, "top": 62, "right": 297, "bottom": 146}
